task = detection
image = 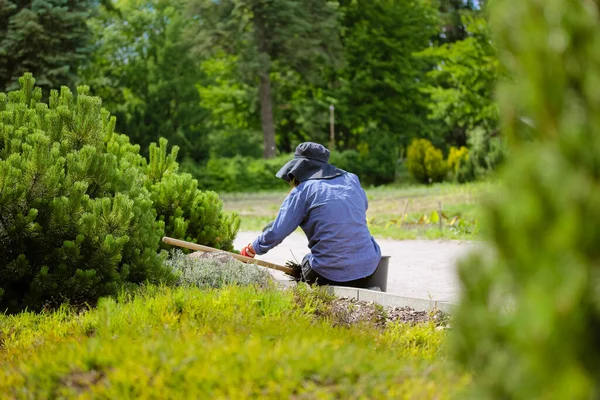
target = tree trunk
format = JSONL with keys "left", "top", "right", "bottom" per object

{"left": 252, "top": 3, "right": 276, "bottom": 160}
{"left": 259, "top": 72, "right": 277, "bottom": 159}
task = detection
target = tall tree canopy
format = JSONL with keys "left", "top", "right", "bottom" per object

{"left": 418, "top": 15, "right": 500, "bottom": 147}
{"left": 80, "top": 0, "right": 208, "bottom": 161}
{"left": 437, "top": 0, "right": 478, "bottom": 43}
{"left": 192, "top": 0, "right": 343, "bottom": 158}
{"left": 0, "top": 0, "right": 92, "bottom": 92}
{"left": 333, "top": 0, "right": 440, "bottom": 149}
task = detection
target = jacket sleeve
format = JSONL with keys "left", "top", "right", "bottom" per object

{"left": 353, "top": 173, "right": 369, "bottom": 211}
{"left": 251, "top": 187, "right": 307, "bottom": 255}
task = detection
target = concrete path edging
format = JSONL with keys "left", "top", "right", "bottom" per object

{"left": 325, "top": 286, "right": 456, "bottom": 314}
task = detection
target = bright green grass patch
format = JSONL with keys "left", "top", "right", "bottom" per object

{"left": 225, "top": 182, "right": 490, "bottom": 241}
{"left": 238, "top": 204, "right": 481, "bottom": 240}
{"left": 0, "top": 286, "right": 469, "bottom": 399}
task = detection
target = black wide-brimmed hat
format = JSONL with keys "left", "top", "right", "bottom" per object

{"left": 275, "top": 142, "right": 345, "bottom": 183}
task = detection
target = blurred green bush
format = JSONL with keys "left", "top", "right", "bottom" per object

{"left": 452, "top": 0, "right": 600, "bottom": 398}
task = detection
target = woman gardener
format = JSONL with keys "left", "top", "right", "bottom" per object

{"left": 241, "top": 142, "right": 382, "bottom": 288}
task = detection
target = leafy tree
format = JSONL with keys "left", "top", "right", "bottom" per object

{"left": 420, "top": 17, "right": 500, "bottom": 146}
{"left": 453, "top": 0, "right": 600, "bottom": 397}
{"left": 333, "top": 0, "right": 440, "bottom": 150}
{"left": 437, "top": 0, "right": 478, "bottom": 43}
{"left": 197, "top": 54, "right": 336, "bottom": 157}
{"left": 191, "top": 0, "right": 343, "bottom": 158}
{"left": 81, "top": 0, "right": 208, "bottom": 161}
{"left": 196, "top": 54, "right": 263, "bottom": 159}
{"left": 417, "top": 15, "right": 500, "bottom": 147}
{"left": 0, "top": 0, "right": 92, "bottom": 92}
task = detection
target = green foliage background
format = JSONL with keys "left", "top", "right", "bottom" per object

{"left": 0, "top": 0, "right": 501, "bottom": 188}
{"left": 0, "top": 0, "right": 499, "bottom": 188}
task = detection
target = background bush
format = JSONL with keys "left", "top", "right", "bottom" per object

{"left": 447, "top": 146, "right": 469, "bottom": 181}
{"left": 424, "top": 144, "right": 447, "bottom": 183}
{"left": 452, "top": 0, "right": 600, "bottom": 398}
{"left": 182, "top": 142, "right": 397, "bottom": 193}
{"left": 181, "top": 155, "right": 290, "bottom": 193}
{"left": 0, "top": 74, "right": 239, "bottom": 312}
{"left": 456, "top": 127, "right": 506, "bottom": 183}
{"left": 406, "top": 138, "right": 448, "bottom": 183}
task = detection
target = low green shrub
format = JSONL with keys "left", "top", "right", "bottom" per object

{"left": 354, "top": 131, "right": 398, "bottom": 185}
{"left": 406, "top": 139, "right": 429, "bottom": 182}
{"left": 184, "top": 137, "right": 398, "bottom": 192}
{"left": 181, "top": 150, "right": 395, "bottom": 193}
{"left": 0, "top": 74, "right": 239, "bottom": 312}
{"left": 165, "top": 250, "right": 271, "bottom": 289}
{"left": 424, "top": 144, "right": 447, "bottom": 183}
{"left": 0, "top": 285, "right": 467, "bottom": 398}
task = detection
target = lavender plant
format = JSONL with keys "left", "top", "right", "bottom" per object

{"left": 165, "top": 251, "right": 271, "bottom": 289}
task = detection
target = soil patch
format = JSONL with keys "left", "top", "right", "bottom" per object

{"left": 326, "top": 297, "right": 447, "bottom": 328}
{"left": 60, "top": 369, "right": 107, "bottom": 393}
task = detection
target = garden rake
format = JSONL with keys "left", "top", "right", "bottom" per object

{"left": 162, "top": 237, "right": 301, "bottom": 279}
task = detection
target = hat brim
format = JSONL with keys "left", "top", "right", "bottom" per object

{"left": 276, "top": 157, "right": 345, "bottom": 183}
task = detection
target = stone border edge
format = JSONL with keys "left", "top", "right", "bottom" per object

{"left": 325, "top": 286, "right": 456, "bottom": 314}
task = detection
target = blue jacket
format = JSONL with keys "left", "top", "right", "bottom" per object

{"left": 252, "top": 173, "right": 381, "bottom": 282}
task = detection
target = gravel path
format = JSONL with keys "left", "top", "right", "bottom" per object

{"left": 234, "top": 232, "right": 480, "bottom": 303}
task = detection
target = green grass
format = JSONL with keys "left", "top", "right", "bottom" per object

{"left": 0, "top": 285, "right": 469, "bottom": 399}
{"left": 223, "top": 182, "right": 490, "bottom": 240}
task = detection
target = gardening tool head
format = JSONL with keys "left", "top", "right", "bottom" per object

{"left": 276, "top": 142, "right": 345, "bottom": 183}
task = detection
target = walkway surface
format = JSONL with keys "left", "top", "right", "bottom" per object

{"left": 234, "top": 232, "right": 480, "bottom": 303}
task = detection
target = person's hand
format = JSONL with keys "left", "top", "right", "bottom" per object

{"left": 241, "top": 243, "right": 256, "bottom": 258}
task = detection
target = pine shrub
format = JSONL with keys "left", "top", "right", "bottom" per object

{"left": 0, "top": 74, "right": 239, "bottom": 312}
{"left": 146, "top": 139, "right": 240, "bottom": 251}
{"left": 452, "top": 0, "right": 600, "bottom": 398}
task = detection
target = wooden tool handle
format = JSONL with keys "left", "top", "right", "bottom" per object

{"left": 162, "top": 237, "right": 293, "bottom": 275}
